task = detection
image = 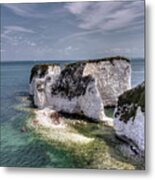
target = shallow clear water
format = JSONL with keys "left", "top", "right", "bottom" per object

{"left": 0, "top": 59, "right": 144, "bottom": 168}
{"left": 131, "top": 58, "right": 144, "bottom": 87}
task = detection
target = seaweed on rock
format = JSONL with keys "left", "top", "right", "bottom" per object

{"left": 51, "top": 62, "right": 95, "bottom": 99}
{"left": 30, "top": 64, "right": 59, "bottom": 83}
{"left": 116, "top": 81, "right": 145, "bottom": 123}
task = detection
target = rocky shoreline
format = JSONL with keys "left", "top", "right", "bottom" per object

{"left": 28, "top": 56, "right": 145, "bottom": 169}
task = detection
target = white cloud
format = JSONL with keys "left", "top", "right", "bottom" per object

{"left": 4, "top": 26, "right": 34, "bottom": 34}
{"left": 110, "top": 48, "right": 131, "bottom": 53}
{"left": 66, "top": 46, "right": 72, "bottom": 50}
{"left": 102, "top": 47, "right": 142, "bottom": 57}
{"left": 66, "top": 1, "right": 144, "bottom": 32}
{"left": 1, "top": 26, "right": 35, "bottom": 46}
{"left": 56, "top": 29, "right": 100, "bottom": 45}
{"left": 1, "top": 1, "right": 144, "bottom": 60}
{"left": 58, "top": 46, "right": 79, "bottom": 56}
{"left": 0, "top": 49, "right": 6, "bottom": 52}
{"left": 3, "top": 3, "right": 65, "bottom": 19}
{"left": 3, "top": 4, "right": 44, "bottom": 18}
{"left": 30, "top": 42, "right": 36, "bottom": 46}
{"left": 66, "top": 2, "right": 90, "bottom": 15}
{"left": 1, "top": 26, "right": 36, "bottom": 48}
{"left": 4, "top": 4, "right": 32, "bottom": 17}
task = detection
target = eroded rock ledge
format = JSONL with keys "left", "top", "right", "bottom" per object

{"left": 29, "top": 56, "right": 131, "bottom": 123}
{"left": 114, "top": 81, "right": 145, "bottom": 156}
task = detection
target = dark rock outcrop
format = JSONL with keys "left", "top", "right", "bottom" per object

{"left": 114, "top": 81, "right": 145, "bottom": 155}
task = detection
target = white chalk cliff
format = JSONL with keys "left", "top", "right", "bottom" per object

{"left": 29, "top": 64, "right": 61, "bottom": 108}
{"left": 114, "top": 82, "right": 145, "bottom": 155}
{"left": 29, "top": 56, "right": 131, "bottom": 123}
{"left": 82, "top": 57, "right": 131, "bottom": 106}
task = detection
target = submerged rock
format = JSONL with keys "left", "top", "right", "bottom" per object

{"left": 20, "top": 127, "right": 28, "bottom": 133}
{"left": 114, "top": 81, "right": 145, "bottom": 157}
{"left": 29, "top": 56, "right": 131, "bottom": 122}
{"left": 33, "top": 107, "right": 64, "bottom": 128}
{"left": 30, "top": 107, "right": 94, "bottom": 144}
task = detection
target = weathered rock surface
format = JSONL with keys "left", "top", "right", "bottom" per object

{"left": 82, "top": 56, "right": 131, "bottom": 106}
{"left": 114, "top": 81, "right": 145, "bottom": 155}
{"left": 47, "top": 67, "right": 107, "bottom": 122}
{"left": 29, "top": 56, "right": 131, "bottom": 123}
{"left": 29, "top": 64, "right": 61, "bottom": 108}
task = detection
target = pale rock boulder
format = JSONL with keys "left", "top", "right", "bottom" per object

{"left": 114, "top": 82, "right": 145, "bottom": 154}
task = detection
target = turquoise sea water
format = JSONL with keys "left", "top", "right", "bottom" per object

{"left": 0, "top": 59, "right": 144, "bottom": 167}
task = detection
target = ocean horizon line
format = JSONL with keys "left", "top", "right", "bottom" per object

{"left": 1, "top": 57, "right": 144, "bottom": 63}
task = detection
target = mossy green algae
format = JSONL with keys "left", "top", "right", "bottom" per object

{"left": 26, "top": 110, "right": 143, "bottom": 169}
{"left": 116, "top": 81, "right": 145, "bottom": 123}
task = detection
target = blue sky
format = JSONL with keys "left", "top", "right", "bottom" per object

{"left": 1, "top": 1, "right": 144, "bottom": 61}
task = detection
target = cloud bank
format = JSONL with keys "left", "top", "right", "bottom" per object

{"left": 1, "top": 1, "right": 144, "bottom": 61}
{"left": 65, "top": 1, "right": 144, "bottom": 32}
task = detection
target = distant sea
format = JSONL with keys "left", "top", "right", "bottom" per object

{"left": 0, "top": 58, "right": 144, "bottom": 167}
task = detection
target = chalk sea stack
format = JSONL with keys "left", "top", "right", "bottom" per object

{"left": 29, "top": 56, "right": 131, "bottom": 123}
{"left": 74, "top": 56, "right": 131, "bottom": 107}
{"left": 29, "top": 64, "right": 61, "bottom": 108}
{"left": 114, "top": 81, "right": 145, "bottom": 156}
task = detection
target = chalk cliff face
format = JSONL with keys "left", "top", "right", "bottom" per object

{"left": 114, "top": 82, "right": 145, "bottom": 154}
{"left": 29, "top": 64, "right": 61, "bottom": 108}
{"left": 82, "top": 56, "right": 131, "bottom": 106}
{"left": 45, "top": 62, "right": 107, "bottom": 122}
{"left": 29, "top": 56, "right": 131, "bottom": 122}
